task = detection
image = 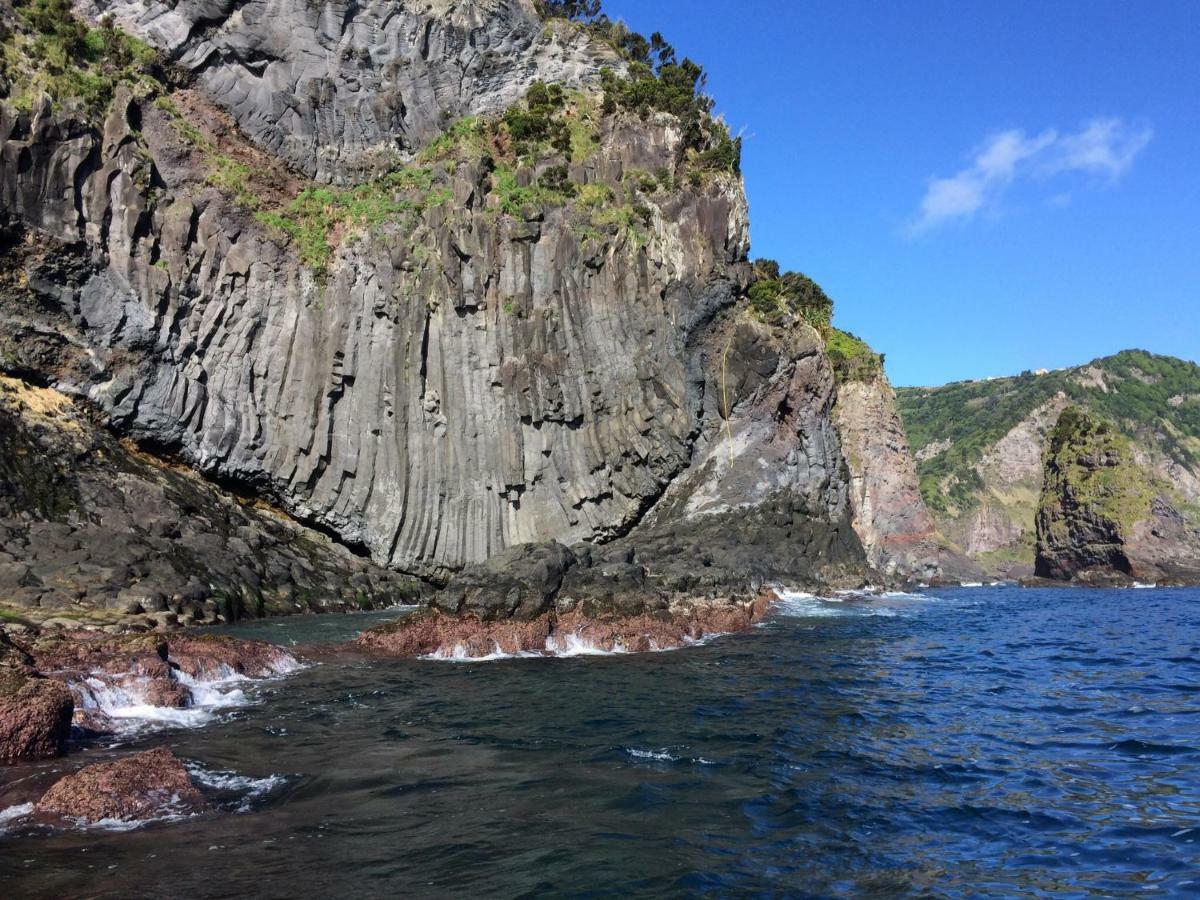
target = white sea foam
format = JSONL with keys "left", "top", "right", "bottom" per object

{"left": 186, "top": 764, "right": 286, "bottom": 812}
{"left": 773, "top": 589, "right": 901, "bottom": 618}
{"left": 626, "top": 748, "right": 717, "bottom": 765}
{"left": 422, "top": 628, "right": 726, "bottom": 662}
{"left": 1132, "top": 582, "right": 1157, "bottom": 589}
{"left": 0, "top": 802, "right": 34, "bottom": 832}
{"left": 959, "top": 581, "right": 984, "bottom": 587}
{"left": 69, "top": 656, "right": 301, "bottom": 734}
{"left": 628, "top": 748, "right": 677, "bottom": 761}
{"left": 545, "top": 633, "right": 631, "bottom": 657}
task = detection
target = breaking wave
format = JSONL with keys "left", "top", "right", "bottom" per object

{"left": 186, "top": 763, "right": 288, "bottom": 813}
{"left": 69, "top": 658, "right": 303, "bottom": 735}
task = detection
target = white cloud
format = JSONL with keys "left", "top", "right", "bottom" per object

{"left": 907, "top": 118, "right": 1152, "bottom": 235}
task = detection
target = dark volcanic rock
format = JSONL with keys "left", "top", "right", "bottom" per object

{"left": 1035, "top": 407, "right": 1200, "bottom": 584}
{"left": 432, "top": 541, "right": 578, "bottom": 621}
{"left": 0, "top": 375, "right": 420, "bottom": 625}
{"left": 1, "top": 0, "right": 874, "bottom": 621}
{"left": 35, "top": 747, "right": 208, "bottom": 824}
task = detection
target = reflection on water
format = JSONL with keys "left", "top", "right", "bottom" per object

{"left": 1, "top": 586, "right": 1198, "bottom": 897}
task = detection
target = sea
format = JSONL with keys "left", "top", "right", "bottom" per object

{"left": 1, "top": 585, "right": 1197, "bottom": 897}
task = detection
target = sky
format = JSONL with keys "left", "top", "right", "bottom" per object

{"left": 600, "top": 0, "right": 1200, "bottom": 386}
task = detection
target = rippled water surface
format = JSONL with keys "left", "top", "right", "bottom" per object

{"left": 2, "top": 586, "right": 1198, "bottom": 897}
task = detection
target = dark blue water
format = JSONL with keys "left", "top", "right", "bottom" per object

{"left": 2, "top": 586, "right": 1198, "bottom": 897}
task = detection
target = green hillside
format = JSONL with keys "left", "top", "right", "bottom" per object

{"left": 895, "top": 350, "right": 1200, "bottom": 574}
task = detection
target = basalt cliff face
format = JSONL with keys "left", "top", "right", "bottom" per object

{"left": 0, "top": 0, "right": 878, "bottom": 630}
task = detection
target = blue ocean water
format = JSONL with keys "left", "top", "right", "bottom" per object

{"left": 2, "top": 585, "right": 1198, "bottom": 897}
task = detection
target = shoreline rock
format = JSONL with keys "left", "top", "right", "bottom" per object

{"left": 354, "top": 593, "right": 775, "bottom": 659}
{"left": 34, "top": 747, "right": 208, "bottom": 825}
{"left": 0, "top": 628, "right": 298, "bottom": 761}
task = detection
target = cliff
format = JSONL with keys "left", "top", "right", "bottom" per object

{"left": 0, "top": 0, "right": 873, "bottom": 628}
{"left": 897, "top": 351, "right": 1200, "bottom": 579}
{"left": 1034, "top": 406, "right": 1200, "bottom": 584}
{"left": 827, "top": 331, "right": 952, "bottom": 580}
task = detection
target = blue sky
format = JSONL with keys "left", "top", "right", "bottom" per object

{"left": 601, "top": 0, "right": 1200, "bottom": 385}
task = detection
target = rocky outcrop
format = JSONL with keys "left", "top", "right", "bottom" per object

{"left": 831, "top": 369, "right": 950, "bottom": 580}
{"left": 1034, "top": 406, "right": 1200, "bottom": 584}
{"left": 0, "top": 374, "right": 420, "bottom": 625}
{"left": 898, "top": 351, "right": 1200, "bottom": 579}
{"left": 84, "top": 0, "right": 621, "bottom": 182}
{"left": 355, "top": 592, "right": 772, "bottom": 658}
{"left": 35, "top": 747, "right": 208, "bottom": 824}
{"left": 0, "top": 630, "right": 74, "bottom": 761}
{"left": 0, "top": 47, "right": 865, "bottom": 597}
{"left": 0, "top": 0, "right": 875, "bottom": 631}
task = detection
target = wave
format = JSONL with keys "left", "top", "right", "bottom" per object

{"left": 960, "top": 582, "right": 984, "bottom": 587}
{"left": 186, "top": 763, "right": 287, "bottom": 812}
{"left": 421, "top": 629, "right": 730, "bottom": 662}
{"left": 70, "top": 658, "right": 303, "bottom": 735}
{"left": 0, "top": 802, "right": 34, "bottom": 833}
{"left": 1132, "top": 582, "right": 1157, "bottom": 589}
{"left": 625, "top": 748, "right": 717, "bottom": 766}
{"left": 773, "top": 589, "right": 899, "bottom": 618}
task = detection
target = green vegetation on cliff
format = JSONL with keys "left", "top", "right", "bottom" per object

{"left": 747, "top": 260, "right": 834, "bottom": 330}
{"left": 897, "top": 350, "right": 1200, "bottom": 575}
{"left": 899, "top": 350, "right": 1200, "bottom": 513}
{"left": 826, "top": 329, "right": 885, "bottom": 384}
{"left": 1040, "top": 406, "right": 1155, "bottom": 533}
{"left": 0, "top": 0, "right": 164, "bottom": 117}
{"left": 538, "top": 0, "right": 740, "bottom": 174}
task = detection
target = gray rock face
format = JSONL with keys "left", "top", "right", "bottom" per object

{"left": 84, "top": 0, "right": 621, "bottom": 182}
{"left": 1, "top": 0, "right": 872, "bottom": 603}
{"left": 0, "top": 374, "right": 420, "bottom": 624}
{"left": 1, "top": 92, "right": 770, "bottom": 581}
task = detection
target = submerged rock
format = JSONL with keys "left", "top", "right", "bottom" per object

{"left": 35, "top": 747, "right": 208, "bottom": 824}
{"left": 3, "top": 629, "right": 299, "bottom": 739}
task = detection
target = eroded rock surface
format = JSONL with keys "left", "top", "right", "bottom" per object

{"left": 84, "top": 0, "right": 621, "bottom": 182}
{"left": 0, "top": 375, "right": 420, "bottom": 624}
{"left": 356, "top": 592, "right": 772, "bottom": 658}
{"left": 0, "top": 630, "right": 74, "bottom": 761}
{"left": 35, "top": 747, "right": 208, "bottom": 824}
{"left": 832, "top": 370, "right": 953, "bottom": 580}
{"left": 1, "top": 0, "right": 875, "bottom": 624}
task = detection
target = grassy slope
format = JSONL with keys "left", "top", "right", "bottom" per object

{"left": 896, "top": 350, "right": 1200, "bottom": 551}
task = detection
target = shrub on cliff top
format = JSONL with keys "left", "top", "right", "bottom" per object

{"left": 747, "top": 260, "right": 834, "bottom": 331}
{"left": 826, "top": 328, "right": 885, "bottom": 384}
{"left": 538, "top": 0, "right": 739, "bottom": 173}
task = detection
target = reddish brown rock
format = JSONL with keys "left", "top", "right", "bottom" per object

{"left": 355, "top": 611, "right": 554, "bottom": 657}
{"left": 26, "top": 631, "right": 296, "bottom": 733}
{"left": 354, "top": 593, "right": 775, "bottom": 659}
{"left": 0, "top": 677, "right": 74, "bottom": 762}
{"left": 35, "top": 747, "right": 208, "bottom": 824}
{"left": 161, "top": 635, "right": 297, "bottom": 680}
